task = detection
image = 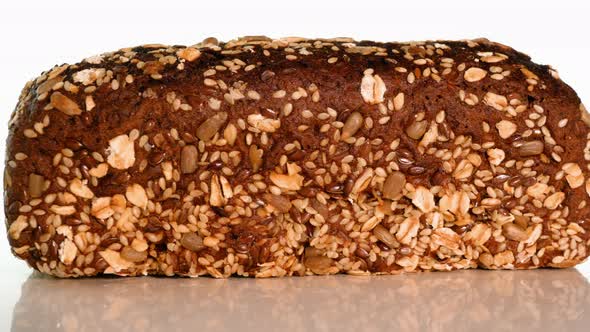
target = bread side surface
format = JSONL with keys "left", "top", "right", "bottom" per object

{"left": 4, "top": 36, "right": 589, "bottom": 277}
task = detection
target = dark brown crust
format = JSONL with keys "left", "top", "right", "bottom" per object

{"left": 4, "top": 36, "right": 590, "bottom": 277}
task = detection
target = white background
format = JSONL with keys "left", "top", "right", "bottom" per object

{"left": 1, "top": 0, "right": 589, "bottom": 329}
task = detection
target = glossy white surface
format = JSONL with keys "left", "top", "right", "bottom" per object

{"left": 4, "top": 267, "right": 590, "bottom": 332}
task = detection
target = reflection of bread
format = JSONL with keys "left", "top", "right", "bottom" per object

{"left": 5, "top": 36, "right": 590, "bottom": 277}
{"left": 12, "top": 270, "right": 590, "bottom": 331}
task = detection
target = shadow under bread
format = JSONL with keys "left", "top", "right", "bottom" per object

{"left": 11, "top": 268, "right": 590, "bottom": 332}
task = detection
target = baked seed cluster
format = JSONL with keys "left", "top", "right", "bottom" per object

{"left": 4, "top": 36, "right": 590, "bottom": 277}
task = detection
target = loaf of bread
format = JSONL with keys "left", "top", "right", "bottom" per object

{"left": 5, "top": 36, "right": 590, "bottom": 277}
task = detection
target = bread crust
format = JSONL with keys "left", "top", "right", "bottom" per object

{"left": 4, "top": 36, "right": 589, "bottom": 277}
